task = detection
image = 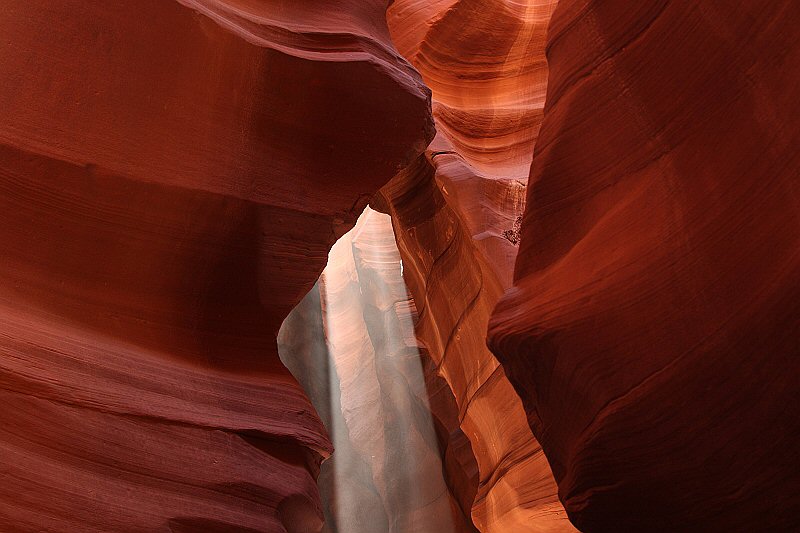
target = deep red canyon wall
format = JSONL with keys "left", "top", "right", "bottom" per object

{"left": 0, "top": 1, "right": 432, "bottom": 531}
{"left": 489, "top": 2, "right": 800, "bottom": 531}
{"left": 4, "top": 0, "right": 798, "bottom": 531}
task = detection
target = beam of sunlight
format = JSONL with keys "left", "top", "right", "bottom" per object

{"left": 318, "top": 207, "right": 460, "bottom": 532}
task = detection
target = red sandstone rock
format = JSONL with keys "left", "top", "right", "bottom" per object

{"left": 373, "top": 2, "right": 575, "bottom": 531}
{"left": 376, "top": 157, "right": 572, "bottom": 533}
{"left": 489, "top": 2, "right": 800, "bottom": 531}
{"left": 389, "top": 0, "right": 554, "bottom": 180}
{"left": 0, "top": 1, "right": 432, "bottom": 531}
{"left": 7, "top": 0, "right": 793, "bottom": 531}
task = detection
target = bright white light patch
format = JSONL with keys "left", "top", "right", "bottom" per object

{"left": 319, "top": 207, "right": 458, "bottom": 532}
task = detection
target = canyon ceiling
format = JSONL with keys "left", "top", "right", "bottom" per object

{"left": 0, "top": 1, "right": 798, "bottom": 532}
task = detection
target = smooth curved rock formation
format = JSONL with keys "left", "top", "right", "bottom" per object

{"left": 389, "top": 0, "right": 555, "bottom": 180}
{"left": 489, "top": 2, "right": 800, "bottom": 531}
{"left": 375, "top": 157, "right": 572, "bottom": 533}
{"left": 372, "top": 1, "right": 575, "bottom": 531}
{"left": 6, "top": 0, "right": 797, "bottom": 531}
{"left": 0, "top": 1, "right": 432, "bottom": 531}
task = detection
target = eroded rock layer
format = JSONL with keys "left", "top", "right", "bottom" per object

{"left": 489, "top": 2, "right": 800, "bottom": 531}
{"left": 389, "top": 0, "right": 556, "bottom": 180}
{"left": 0, "top": 1, "right": 432, "bottom": 531}
{"left": 375, "top": 157, "right": 572, "bottom": 533}
{"left": 377, "top": 1, "right": 575, "bottom": 531}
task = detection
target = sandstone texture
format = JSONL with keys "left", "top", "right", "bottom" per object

{"left": 3, "top": 0, "right": 798, "bottom": 532}
{"left": 0, "top": 1, "right": 431, "bottom": 531}
{"left": 373, "top": 1, "right": 576, "bottom": 531}
{"left": 489, "top": 2, "right": 800, "bottom": 531}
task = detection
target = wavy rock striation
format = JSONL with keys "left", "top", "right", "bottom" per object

{"left": 489, "top": 2, "right": 800, "bottom": 531}
{"left": 374, "top": 1, "right": 576, "bottom": 531}
{"left": 0, "top": 1, "right": 432, "bottom": 531}
{"left": 389, "top": 0, "right": 555, "bottom": 180}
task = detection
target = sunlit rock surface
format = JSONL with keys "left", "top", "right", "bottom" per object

{"left": 0, "top": 1, "right": 432, "bottom": 531}
{"left": 280, "top": 208, "right": 476, "bottom": 533}
{"left": 389, "top": 0, "right": 555, "bottom": 180}
{"left": 373, "top": 1, "right": 576, "bottom": 532}
{"left": 489, "top": 2, "right": 800, "bottom": 531}
{"left": 4, "top": 0, "right": 797, "bottom": 531}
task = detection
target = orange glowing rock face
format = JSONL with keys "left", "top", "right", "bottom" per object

{"left": 377, "top": 1, "right": 576, "bottom": 532}
{"left": 2, "top": 0, "right": 799, "bottom": 531}
{"left": 0, "top": 1, "right": 431, "bottom": 531}
{"left": 389, "top": 0, "right": 555, "bottom": 179}
{"left": 489, "top": 1, "right": 800, "bottom": 531}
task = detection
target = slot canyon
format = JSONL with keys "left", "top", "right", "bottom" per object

{"left": 0, "top": 1, "right": 798, "bottom": 532}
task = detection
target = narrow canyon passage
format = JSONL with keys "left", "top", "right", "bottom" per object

{"left": 1, "top": 0, "right": 798, "bottom": 531}
{"left": 279, "top": 208, "right": 472, "bottom": 532}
